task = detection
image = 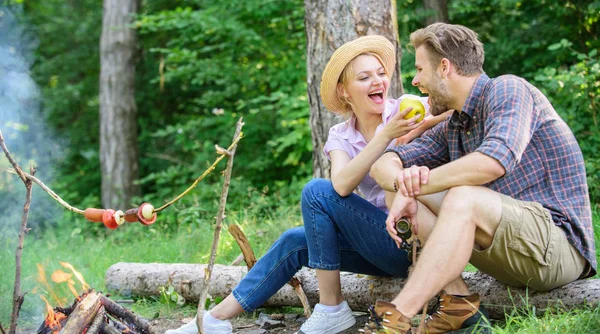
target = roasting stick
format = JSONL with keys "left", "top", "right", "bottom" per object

{"left": 153, "top": 131, "right": 244, "bottom": 213}
{"left": 4, "top": 128, "right": 244, "bottom": 229}
{"left": 6, "top": 168, "right": 84, "bottom": 214}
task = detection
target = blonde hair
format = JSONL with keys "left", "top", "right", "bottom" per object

{"left": 336, "top": 52, "right": 388, "bottom": 116}
{"left": 410, "top": 23, "right": 484, "bottom": 76}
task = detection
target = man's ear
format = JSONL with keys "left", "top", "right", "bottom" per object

{"left": 440, "top": 58, "right": 451, "bottom": 79}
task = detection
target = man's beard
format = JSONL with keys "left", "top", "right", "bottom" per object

{"left": 427, "top": 75, "right": 452, "bottom": 116}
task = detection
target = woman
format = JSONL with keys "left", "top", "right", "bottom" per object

{"left": 166, "top": 35, "right": 447, "bottom": 334}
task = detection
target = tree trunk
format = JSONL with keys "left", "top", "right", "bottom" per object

{"left": 422, "top": 0, "right": 449, "bottom": 25}
{"left": 105, "top": 263, "right": 600, "bottom": 320}
{"left": 100, "top": 0, "right": 140, "bottom": 209}
{"left": 304, "top": 0, "right": 403, "bottom": 178}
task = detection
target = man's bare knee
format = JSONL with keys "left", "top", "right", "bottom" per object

{"left": 439, "top": 186, "right": 503, "bottom": 246}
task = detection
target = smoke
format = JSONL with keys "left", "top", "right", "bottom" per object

{"left": 0, "top": 5, "right": 62, "bottom": 233}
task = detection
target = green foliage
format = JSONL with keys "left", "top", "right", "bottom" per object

{"left": 134, "top": 0, "right": 311, "bottom": 204}
{"left": 159, "top": 283, "right": 186, "bottom": 307}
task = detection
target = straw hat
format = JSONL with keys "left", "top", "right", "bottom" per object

{"left": 320, "top": 35, "right": 396, "bottom": 113}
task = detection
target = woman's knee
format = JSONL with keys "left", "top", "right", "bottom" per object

{"left": 301, "top": 178, "right": 335, "bottom": 202}
{"left": 269, "top": 227, "right": 309, "bottom": 266}
{"left": 277, "top": 227, "right": 308, "bottom": 249}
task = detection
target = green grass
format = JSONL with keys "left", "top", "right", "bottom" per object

{"left": 0, "top": 202, "right": 302, "bottom": 328}
{"left": 0, "top": 201, "right": 598, "bottom": 332}
{"left": 494, "top": 305, "right": 600, "bottom": 333}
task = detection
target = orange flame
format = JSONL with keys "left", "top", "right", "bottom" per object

{"left": 36, "top": 263, "right": 65, "bottom": 307}
{"left": 51, "top": 269, "right": 79, "bottom": 299}
{"left": 36, "top": 261, "right": 90, "bottom": 312}
{"left": 41, "top": 295, "right": 66, "bottom": 333}
{"left": 60, "top": 261, "right": 90, "bottom": 291}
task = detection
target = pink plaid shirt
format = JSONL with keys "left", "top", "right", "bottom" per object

{"left": 323, "top": 95, "right": 430, "bottom": 212}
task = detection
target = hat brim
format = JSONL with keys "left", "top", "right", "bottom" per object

{"left": 320, "top": 35, "right": 396, "bottom": 114}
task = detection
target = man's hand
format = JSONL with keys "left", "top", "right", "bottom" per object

{"left": 385, "top": 193, "right": 419, "bottom": 248}
{"left": 395, "top": 165, "right": 430, "bottom": 197}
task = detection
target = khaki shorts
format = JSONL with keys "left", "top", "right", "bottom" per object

{"left": 470, "top": 194, "right": 588, "bottom": 291}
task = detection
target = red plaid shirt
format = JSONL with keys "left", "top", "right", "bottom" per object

{"left": 388, "top": 74, "right": 596, "bottom": 277}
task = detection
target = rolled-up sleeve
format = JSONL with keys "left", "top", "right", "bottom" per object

{"left": 323, "top": 126, "right": 346, "bottom": 160}
{"left": 386, "top": 120, "right": 450, "bottom": 169}
{"left": 476, "top": 78, "right": 534, "bottom": 174}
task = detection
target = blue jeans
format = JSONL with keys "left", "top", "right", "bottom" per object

{"left": 232, "top": 178, "right": 411, "bottom": 311}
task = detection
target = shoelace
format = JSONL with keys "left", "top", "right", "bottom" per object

{"left": 424, "top": 298, "right": 445, "bottom": 323}
{"left": 358, "top": 305, "right": 384, "bottom": 332}
{"left": 300, "top": 312, "right": 324, "bottom": 330}
{"left": 359, "top": 306, "right": 398, "bottom": 333}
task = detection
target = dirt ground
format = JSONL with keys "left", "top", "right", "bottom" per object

{"left": 18, "top": 307, "right": 367, "bottom": 333}
{"left": 151, "top": 312, "right": 369, "bottom": 333}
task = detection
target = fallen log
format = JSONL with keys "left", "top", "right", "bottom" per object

{"left": 105, "top": 262, "right": 600, "bottom": 320}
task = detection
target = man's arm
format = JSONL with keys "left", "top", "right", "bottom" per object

{"left": 370, "top": 151, "right": 404, "bottom": 192}
{"left": 416, "top": 152, "right": 505, "bottom": 196}
{"left": 372, "top": 150, "right": 505, "bottom": 198}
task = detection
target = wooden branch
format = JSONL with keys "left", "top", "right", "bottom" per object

{"left": 1, "top": 129, "right": 34, "bottom": 334}
{"left": 103, "top": 317, "right": 132, "bottom": 334}
{"left": 59, "top": 291, "right": 102, "bottom": 334}
{"left": 0, "top": 321, "right": 6, "bottom": 334}
{"left": 197, "top": 118, "right": 244, "bottom": 332}
{"left": 288, "top": 277, "right": 312, "bottom": 318}
{"left": 229, "top": 253, "right": 245, "bottom": 266}
{"left": 99, "top": 295, "right": 154, "bottom": 333}
{"left": 0, "top": 130, "right": 27, "bottom": 183}
{"left": 228, "top": 224, "right": 257, "bottom": 268}
{"left": 85, "top": 306, "right": 106, "bottom": 334}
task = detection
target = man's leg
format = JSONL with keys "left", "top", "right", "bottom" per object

{"left": 391, "top": 185, "right": 503, "bottom": 317}
{"left": 386, "top": 189, "right": 473, "bottom": 296}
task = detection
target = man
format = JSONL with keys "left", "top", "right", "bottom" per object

{"left": 363, "top": 23, "right": 596, "bottom": 334}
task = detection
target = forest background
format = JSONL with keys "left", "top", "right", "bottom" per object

{"left": 0, "top": 0, "right": 599, "bottom": 331}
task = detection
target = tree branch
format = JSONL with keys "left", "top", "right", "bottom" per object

{"left": 0, "top": 130, "right": 33, "bottom": 334}
{"left": 0, "top": 130, "right": 27, "bottom": 183}
{"left": 197, "top": 118, "right": 244, "bottom": 332}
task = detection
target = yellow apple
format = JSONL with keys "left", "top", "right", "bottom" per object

{"left": 399, "top": 97, "right": 425, "bottom": 122}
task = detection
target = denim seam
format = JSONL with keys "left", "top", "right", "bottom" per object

{"left": 308, "top": 261, "right": 340, "bottom": 270}
{"left": 233, "top": 244, "right": 307, "bottom": 312}
{"left": 310, "top": 202, "right": 324, "bottom": 267}
{"left": 314, "top": 192, "right": 386, "bottom": 232}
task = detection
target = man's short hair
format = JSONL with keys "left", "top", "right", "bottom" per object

{"left": 410, "top": 23, "right": 484, "bottom": 76}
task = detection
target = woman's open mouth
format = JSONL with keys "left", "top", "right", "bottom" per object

{"left": 368, "top": 89, "right": 384, "bottom": 103}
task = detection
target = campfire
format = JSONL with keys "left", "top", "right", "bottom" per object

{"left": 36, "top": 262, "right": 154, "bottom": 334}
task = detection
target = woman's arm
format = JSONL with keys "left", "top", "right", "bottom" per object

{"left": 395, "top": 110, "right": 453, "bottom": 145}
{"left": 330, "top": 131, "right": 394, "bottom": 196}
{"left": 331, "top": 111, "right": 423, "bottom": 196}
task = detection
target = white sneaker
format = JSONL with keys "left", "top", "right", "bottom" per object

{"left": 296, "top": 301, "right": 356, "bottom": 334}
{"left": 165, "top": 312, "right": 232, "bottom": 334}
